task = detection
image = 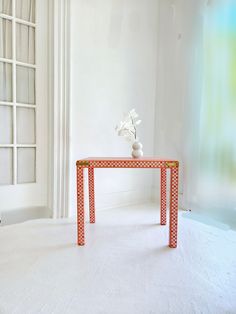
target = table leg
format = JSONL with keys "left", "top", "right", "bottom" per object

{"left": 169, "top": 167, "right": 179, "bottom": 248}
{"left": 77, "top": 166, "right": 85, "bottom": 246}
{"left": 160, "top": 167, "right": 167, "bottom": 225}
{"left": 88, "top": 167, "right": 95, "bottom": 223}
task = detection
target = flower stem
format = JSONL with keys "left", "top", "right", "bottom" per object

{"left": 131, "top": 116, "right": 137, "bottom": 140}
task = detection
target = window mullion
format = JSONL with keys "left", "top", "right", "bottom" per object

{"left": 12, "top": 0, "right": 17, "bottom": 185}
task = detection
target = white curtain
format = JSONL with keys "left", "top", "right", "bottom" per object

{"left": 0, "top": 0, "right": 12, "bottom": 15}
{"left": 16, "top": 0, "right": 36, "bottom": 104}
{"left": 16, "top": 0, "right": 35, "bottom": 23}
{"left": 189, "top": 0, "right": 236, "bottom": 224}
{"left": 0, "top": 0, "right": 35, "bottom": 105}
{"left": 16, "top": 23, "right": 35, "bottom": 64}
{"left": 0, "top": 18, "right": 12, "bottom": 58}
{"left": 0, "top": 16, "right": 12, "bottom": 101}
{"left": 156, "top": 0, "right": 236, "bottom": 226}
{"left": 0, "top": 0, "right": 35, "bottom": 21}
{"left": 0, "top": 62, "right": 12, "bottom": 101}
{"left": 180, "top": 0, "right": 236, "bottom": 228}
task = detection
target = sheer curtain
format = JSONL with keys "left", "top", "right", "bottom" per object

{"left": 0, "top": 0, "right": 12, "bottom": 15}
{"left": 16, "top": 0, "right": 35, "bottom": 22}
{"left": 0, "top": 1, "right": 12, "bottom": 101}
{"left": 0, "top": 0, "right": 35, "bottom": 104}
{"left": 185, "top": 0, "right": 236, "bottom": 226}
{"left": 156, "top": 0, "right": 236, "bottom": 227}
{"left": 16, "top": 0, "right": 35, "bottom": 104}
{"left": 0, "top": 18, "right": 12, "bottom": 58}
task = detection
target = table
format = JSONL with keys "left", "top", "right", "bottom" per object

{"left": 76, "top": 157, "right": 179, "bottom": 248}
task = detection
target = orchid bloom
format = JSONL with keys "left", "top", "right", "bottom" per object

{"left": 115, "top": 109, "right": 142, "bottom": 142}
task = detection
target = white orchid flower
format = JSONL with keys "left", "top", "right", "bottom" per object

{"left": 115, "top": 109, "right": 141, "bottom": 142}
{"left": 129, "top": 109, "right": 139, "bottom": 119}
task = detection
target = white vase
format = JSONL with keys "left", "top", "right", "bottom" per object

{"left": 131, "top": 141, "right": 143, "bottom": 158}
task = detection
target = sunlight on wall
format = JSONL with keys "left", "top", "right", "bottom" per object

{"left": 199, "top": 1, "right": 236, "bottom": 207}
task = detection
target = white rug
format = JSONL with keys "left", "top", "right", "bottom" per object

{"left": 0, "top": 204, "right": 235, "bottom": 314}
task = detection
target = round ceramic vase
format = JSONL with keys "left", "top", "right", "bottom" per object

{"left": 132, "top": 141, "right": 143, "bottom": 158}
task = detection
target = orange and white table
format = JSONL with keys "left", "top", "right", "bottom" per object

{"left": 76, "top": 157, "right": 179, "bottom": 248}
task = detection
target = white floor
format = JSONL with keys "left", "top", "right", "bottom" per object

{"left": 0, "top": 204, "right": 236, "bottom": 314}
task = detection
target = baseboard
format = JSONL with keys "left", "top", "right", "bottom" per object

{"left": 0, "top": 206, "right": 51, "bottom": 226}
{"left": 69, "top": 186, "right": 154, "bottom": 217}
{"left": 95, "top": 188, "right": 153, "bottom": 211}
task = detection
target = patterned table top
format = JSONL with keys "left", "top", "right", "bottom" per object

{"left": 76, "top": 157, "right": 179, "bottom": 168}
{"left": 79, "top": 157, "right": 176, "bottom": 161}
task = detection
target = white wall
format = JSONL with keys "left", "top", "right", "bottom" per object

{"left": 69, "top": 0, "right": 159, "bottom": 215}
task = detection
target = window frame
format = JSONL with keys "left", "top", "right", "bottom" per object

{"left": 0, "top": 0, "right": 36, "bottom": 185}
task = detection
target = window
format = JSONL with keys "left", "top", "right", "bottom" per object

{"left": 0, "top": 0, "right": 36, "bottom": 185}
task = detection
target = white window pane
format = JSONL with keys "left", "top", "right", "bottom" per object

{"left": 0, "top": 18, "right": 12, "bottom": 59}
{"left": 16, "top": 23, "right": 35, "bottom": 64}
{"left": 0, "top": 0, "right": 12, "bottom": 15}
{"left": 0, "top": 62, "right": 12, "bottom": 102}
{"left": 0, "top": 105, "right": 13, "bottom": 144}
{"left": 0, "top": 148, "right": 13, "bottom": 185}
{"left": 16, "top": 65, "right": 35, "bottom": 104}
{"left": 16, "top": 0, "right": 35, "bottom": 23}
{"left": 17, "top": 147, "right": 36, "bottom": 183}
{"left": 17, "top": 107, "right": 35, "bottom": 144}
